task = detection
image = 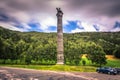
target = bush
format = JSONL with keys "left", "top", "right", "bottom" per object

{"left": 82, "top": 60, "right": 86, "bottom": 66}
{"left": 11, "top": 60, "right": 17, "bottom": 64}
{"left": 5, "top": 59, "right": 11, "bottom": 64}
{"left": 0, "top": 59, "right": 5, "bottom": 64}
{"left": 16, "top": 60, "right": 21, "bottom": 64}
{"left": 31, "top": 60, "right": 37, "bottom": 65}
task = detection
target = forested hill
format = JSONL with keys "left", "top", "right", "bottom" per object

{"left": 0, "top": 26, "right": 120, "bottom": 65}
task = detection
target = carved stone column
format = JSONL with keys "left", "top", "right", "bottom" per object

{"left": 56, "top": 8, "right": 64, "bottom": 64}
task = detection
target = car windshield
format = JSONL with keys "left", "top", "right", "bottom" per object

{"left": 100, "top": 67, "right": 112, "bottom": 70}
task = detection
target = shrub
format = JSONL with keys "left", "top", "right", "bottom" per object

{"left": 5, "top": 59, "right": 11, "bottom": 64}
{"left": 82, "top": 60, "right": 86, "bottom": 66}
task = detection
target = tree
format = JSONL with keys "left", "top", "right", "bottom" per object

{"left": 113, "top": 45, "right": 120, "bottom": 58}
{"left": 64, "top": 41, "right": 82, "bottom": 65}
{"left": 24, "top": 45, "right": 34, "bottom": 65}
{"left": 2, "top": 38, "right": 16, "bottom": 60}
{"left": 16, "top": 39, "right": 28, "bottom": 60}
{"left": 86, "top": 42, "right": 107, "bottom": 67}
{"left": 0, "top": 37, "right": 5, "bottom": 59}
{"left": 98, "top": 39, "right": 115, "bottom": 55}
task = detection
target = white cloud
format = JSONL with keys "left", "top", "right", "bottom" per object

{"left": 9, "top": 11, "right": 31, "bottom": 23}
{"left": 71, "top": 28, "right": 85, "bottom": 33}
{"left": 111, "top": 28, "right": 120, "bottom": 32}
{"left": 71, "top": 21, "right": 111, "bottom": 33}
{"left": 71, "top": 21, "right": 96, "bottom": 33}
{"left": 50, "top": 0, "right": 67, "bottom": 8}
{"left": 82, "top": 22, "right": 96, "bottom": 31}
{"left": 21, "top": 23, "right": 31, "bottom": 29}
{"left": 0, "top": 22, "right": 25, "bottom": 31}
{"left": 0, "top": 0, "right": 120, "bottom": 32}
{"left": 39, "top": 17, "right": 56, "bottom": 31}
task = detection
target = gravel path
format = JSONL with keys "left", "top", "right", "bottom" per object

{"left": 0, "top": 67, "right": 120, "bottom": 80}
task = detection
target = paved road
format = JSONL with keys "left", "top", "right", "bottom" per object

{"left": 0, "top": 67, "right": 120, "bottom": 80}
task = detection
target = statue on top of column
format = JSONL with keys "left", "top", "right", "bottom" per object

{"left": 56, "top": 8, "right": 63, "bottom": 16}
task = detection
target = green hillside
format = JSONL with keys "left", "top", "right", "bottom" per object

{"left": 0, "top": 26, "right": 120, "bottom": 66}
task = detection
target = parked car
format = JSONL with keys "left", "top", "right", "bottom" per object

{"left": 114, "top": 68, "right": 120, "bottom": 74}
{"left": 96, "top": 67, "right": 117, "bottom": 75}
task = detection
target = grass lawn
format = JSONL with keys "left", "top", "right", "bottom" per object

{"left": 0, "top": 55, "right": 119, "bottom": 72}
{"left": 105, "top": 60, "right": 120, "bottom": 67}
{"left": 105, "top": 55, "right": 120, "bottom": 67}
{"left": 0, "top": 64, "right": 96, "bottom": 72}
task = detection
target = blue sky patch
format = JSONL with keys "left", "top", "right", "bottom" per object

{"left": 47, "top": 26, "right": 57, "bottom": 32}
{"left": 28, "top": 22, "right": 42, "bottom": 32}
{"left": 113, "top": 21, "right": 120, "bottom": 28}
{"left": 64, "top": 20, "right": 79, "bottom": 33}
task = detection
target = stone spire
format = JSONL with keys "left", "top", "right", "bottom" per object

{"left": 56, "top": 8, "right": 64, "bottom": 64}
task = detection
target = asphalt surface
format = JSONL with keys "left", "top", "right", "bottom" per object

{"left": 0, "top": 67, "right": 120, "bottom": 80}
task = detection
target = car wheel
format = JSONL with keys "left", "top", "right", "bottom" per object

{"left": 114, "top": 73, "right": 116, "bottom": 75}
{"left": 108, "top": 72, "right": 111, "bottom": 75}
{"left": 97, "top": 70, "right": 100, "bottom": 73}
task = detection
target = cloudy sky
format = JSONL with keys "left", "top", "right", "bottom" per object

{"left": 0, "top": 0, "right": 120, "bottom": 33}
